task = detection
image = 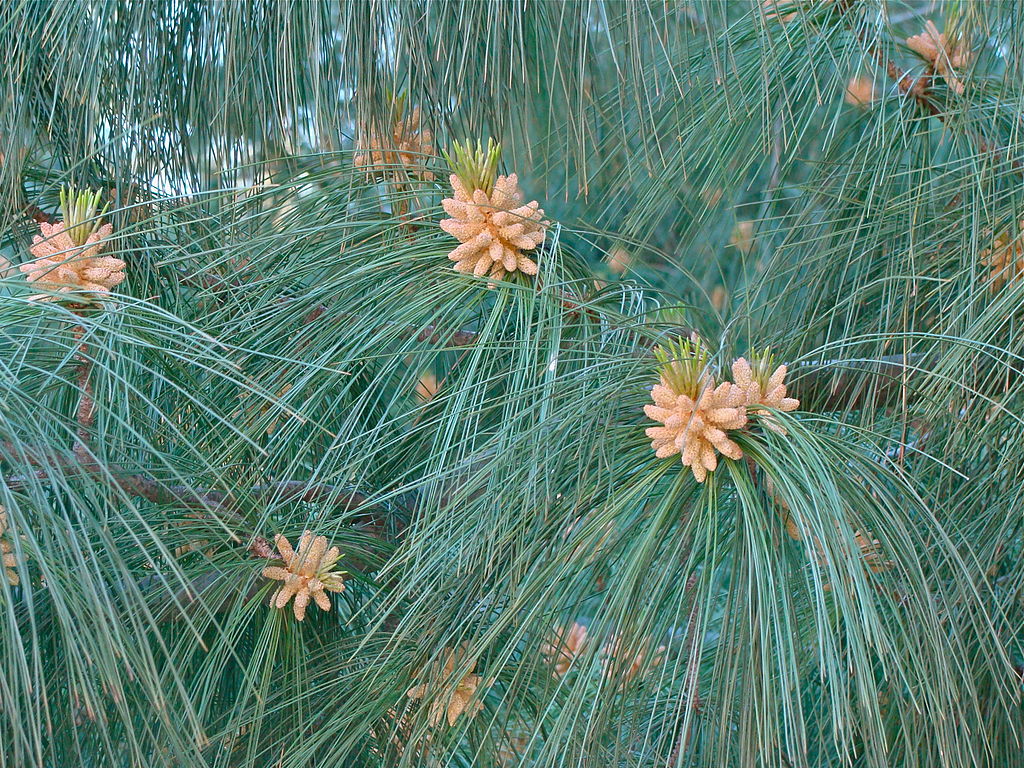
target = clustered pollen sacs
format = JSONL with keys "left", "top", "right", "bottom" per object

{"left": 262, "top": 531, "right": 346, "bottom": 621}
{"left": 406, "top": 648, "right": 484, "bottom": 727}
{"left": 980, "top": 227, "right": 1024, "bottom": 292}
{"left": 644, "top": 337, "right": 799, "bottom": 482}
{"left": 906, "top": 20, "right": 971, "bottom": 95}
{"left": 19, "top": 185, "right": 125, "bottom": 300}
{"left": 439, "top": 139, "right": 548, "bottom": 280}
{"left": 353, "top": 101, "right": 435, "bottom": 180}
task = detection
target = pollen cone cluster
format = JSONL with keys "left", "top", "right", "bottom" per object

{"left": 1, "top": 507, "right": 19, "bottom": 587}
{"left": 906, "top": 20, "right": 970, "bottom": 94}
{"left": 732, "top": 357, "right": 799, "bottom": 434}
{"left": 354, "top": 106, "right": 434, "bottom": 179}
{"left": 440, "top": 174, "right": 548, "bottom": 280}
{"left": 644, "top": 340, "right": 747, "bottom": 482}
{"left": 845, "top": 76, "right": 877, "bottom": 107}
{"left": 262, "top": 531, "right": 346, "bottom": 621}
{"left": 980, "top": 230, "right": 1024, "bottom": 292}
{"left": 777, "top": 496, "right": 894, "bottom": 576}
{"left": 645, "top": 376, "right": 746, "bottom": 482}
{"left": 854, "top": 530, "right": 895, "bottom": 574}
{"left": 21, "top": 221, "right": 124, "bottom": 299}
{"left": 541, "top": 622, "right": 588, "bottom": 677}
{"left": 406, "top": 649, "right": 484, "bottom": 727}
{"left": 645, "top": 340, "right": 804, "bottom": 481}
{"left": 602, "top": 637, "right": 666, "bottom": 687}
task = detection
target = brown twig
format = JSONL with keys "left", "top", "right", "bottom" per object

{"left": 3, "top": 441, "right": 238, "bottom": 528}
{"left": 3, "top": 438, "right": 406, "bottom": 619}
{"left": 860, "top": 32, "right": 940, "bottom": 116}
{"left": 413, "top": 323, "right": 479, "bottom": 347}
{"left": 3, "top": 444, "right": 403, "bottom": 511}
{"left": 669, "top": 572, "right": 702, "bottom": 766}
{"left": 72, "top": 325, "right": 95, "bottom": 461}
{"left": 1, "top": 441, "right": 410, "bottom": 539}
{"left": 296, "top": 302, "right": 481, "bottom": 348}
{"left": 788, "top": 353, "right": 927, "bottom": 410}
{"left": 296, "top": 300, "right": 689, "bottom": 351}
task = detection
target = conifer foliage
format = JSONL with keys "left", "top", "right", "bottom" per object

{"left": 0, "top": 1, "right": 1022, "bottom": 767}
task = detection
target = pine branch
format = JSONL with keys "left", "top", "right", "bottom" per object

{"left": 304, "top": 292, "right": 930, "bottom": 407}
{"left": 2, "top": 439, "right": 406, "bottom": 621}
{"left": 847, "top": 5, "right": 1021, "bottom": 174}
{"left": 297, "top": 302, "right": 481, "bottom": 347}
{"left": 789, "top": 353, "right": 926, "bottom": 410}
{"left": 1, "top": 441, "right": 242, "bottom": 529}
{"left": 1, "top": 442, "right": 410, "bottom": 538}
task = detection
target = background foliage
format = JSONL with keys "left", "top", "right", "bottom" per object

{"left": 0, "top": 1, "right": 1022, "bottom": 766}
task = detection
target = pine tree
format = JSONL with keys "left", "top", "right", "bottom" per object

{"left": 0, "top": 1, "right": 1021, "bottom": 766}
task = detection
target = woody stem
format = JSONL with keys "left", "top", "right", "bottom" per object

{"left": 72, "top": 323, "right": 95, "bottom": 460}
